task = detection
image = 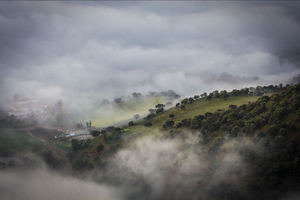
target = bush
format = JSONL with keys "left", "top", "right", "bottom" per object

{"left": 156, "top": 108, "right": 164, "bottom": 114}
{"left": 229, "top": 104, "right": 237, "bottom": 109}
{"left": 128, "top": 121, "right": 134, "bottom": 126}
{"left": 205, "top": 112, "right": 212, "bottom": 117}
{"left": 42, "top": 151, "right": 61, "bottom": 169}
{"left": 72, "top": 139, "right": 91, "bottom": 151}
{"left": 181, "top": 118, "right": 191, "bottom": 127}
{"left": 181, "top": 98, "right": 189, "bottom": 105}
{"left": 176, "top": 122, "right": 182, "bottom": 128}
{"left": 188, "top": 97, "right": 194, "bottom": 104}
{"left": 191, "top": 114, "right": 204, "bottom": 129}
{"left": 266, "top": 125, "right": 279, "bottom": 137}
{"left": 144, "top": 122, "right": 152, "bottom": 127}
{"left": 97, "top": 144, "right": 104, "bottom": 153}
{"left": 164, "top": 120, "right": 174, "bottom": 128}
{"left": 90, "top": 130, "right": 101, "bottom": 137}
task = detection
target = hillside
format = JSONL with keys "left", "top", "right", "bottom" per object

{"left": 89, "top": 90, "right": 180, "bottom": 127}
{"left": 1, "top": 84, "right": 300, "bottom": 200}
{"left": 65, "top": 84, "right": 300, "bottom": 200}
{"left": 0, "top": 117, "right": 69, "bottom": 169}
{"left": 128, "top": 95, "right": 260, "bottom": 136}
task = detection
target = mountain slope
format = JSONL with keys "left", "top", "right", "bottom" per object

{"left": 128, "top": 95, "right": 261, "bottom": 136}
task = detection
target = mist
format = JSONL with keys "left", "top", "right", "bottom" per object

{"left": 0, "top": 134, "right": 264, "bottom": 200}
{"left": 0, "top": 1, "right": 300, "bottom": 125}
{"left": 0, "top": 169, "right": 121, "bottom": 200}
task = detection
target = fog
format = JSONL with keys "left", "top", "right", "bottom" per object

{"left": 0, "top": 1, "right": 300, "bottom": 125}
{"left": 0, "top": 169, "right": 121, "bottom": 200}
{"left": 0, "top": 135, "right": 263, "bottom": 200}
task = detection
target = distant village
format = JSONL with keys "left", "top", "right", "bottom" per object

{"left": 55, "top": 120, "right": 100, "bottom": 139}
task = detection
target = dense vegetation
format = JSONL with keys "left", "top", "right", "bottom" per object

{"left": 116, "top": 84, "right": 300, "bottom": 199}
{"left": 157, "top": 84, "right": 300, "bottom": 199}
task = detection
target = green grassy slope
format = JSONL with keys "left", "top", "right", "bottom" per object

{"left": 79, "top": 85, "right": 300, "bottom": 200}
{"left": 0, "top": 128, "right": 43, "bottom": 156}
{"left": 0, "top": 121, "right": 70, "bottom": 168}
{"left": 79, "top": 95, "right": 264, "bottom": 160}
{"left": 90, "top": 96, "right": 165, "bottom": 127}
{"left": 128, "top": 95, "right": 260, "bottom": 136}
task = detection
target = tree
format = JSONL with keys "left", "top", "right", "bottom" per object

{"left": 207, "top": 93, "right": 213, "bottom": 100}
{"left": 91, "top": 130, "right": 101, "bottom": 137}
{"left": 97, "top": 144, "right": 104, "bottom": 153}
{"left": 144, "top": 122, "right": 152, "bottom": 127}
{"left": 181, "top": 118, "right": 191, "bottom": 127}
{"left": 132, "top": 92, "right": 142, "bottom": 99}
{"left": 155, "top": 104, "right": 165, "bottom": 109}
{"left": 188, "top": 97, "right": 194, "bottom": 104}
{"left": 43, "top": 151, "right": 61, "bottom": 169}
{"left": 205, "top": 112, "right": 212, "bottom": 117}
{"left": 156, "top": 108, "right": 164, "bottom": 114}
{"left": 231, "top": 89, "right": 240, "bottom": 96}
{"left": 176, "top": 122, "right": 182, "bottom": 128}
{"left": 200, "top": 92, "right": 207, "bottom": 98}
{"left": 72, "top": 139, "right": 80, "bottom": 151}
{"left": 220, "top": 90, "right": 229, "bottom": 100}
{"left": 145, "top": 113, "right": 155, "bottom": 120}
{"left": 128, "top": 121, "right": 134, "bottom": 126}
{"left": 114, "top": 97, "right": 123, "bottom": 104}
{"left": 181, "top": 98, "right": 189, "bottom": 105}
{"left": 213, "top": 90, "right": 220, "bottom": 98}
{"left": 191, "top": 114, "right": 204, "bottom": 129}
{"left": 134, "top": 114, "right": 140, "bottom": 120}
{"left": 71, "top": 139, "right": 90, "bottom": 151}
{"left": 164, "top": 120, "right": 174, "bottom": 128}
{"left": 229, "top": 104, "right": 237, "bottom": 109}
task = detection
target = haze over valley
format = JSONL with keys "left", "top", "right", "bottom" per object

{"left": 1, "top": 1, "right": 300, "bottom": 200}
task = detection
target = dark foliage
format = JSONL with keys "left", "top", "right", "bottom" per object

{"left": 90, "top": 130, "right": 101, "bottom": 137}
{"left": 163, "top": 120, "right": 175, "bottom": 129}
{"left": 144, "top": 122, "right": 153, "bottom": 127}
{"left": 128, "top": 121, "right": 134, "bottom": 126}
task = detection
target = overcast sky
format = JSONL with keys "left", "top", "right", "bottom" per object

{"left": 0, "top": 1, "right": 300, "bottom": 111}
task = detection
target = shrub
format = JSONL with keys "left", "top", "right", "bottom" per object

{"left": 181, "top": 118, "right": 191, "bottom": 127}
{"left": 156, "top": 108, "right": 164, "bottom": 114}
{"left": 176, "top": 122, "right": 182, "bottom": 128}
{"left": 97, "top": 144, "right": 104, "bottom": 153}
{"left": 164, "top": 120, "right": 174, "bottom": 128}
{"left": 128, "top": 121, "right": 134, "bottom": 126}
{"left": 229, "top": 104, "right": 237, "bottom": 109}
{"left": 144, "top": 122, "right": 152, "bottom": 127}
{"left": 91, "top": 130, "right": 101, "bottom": 137}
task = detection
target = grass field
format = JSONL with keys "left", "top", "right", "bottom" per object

{"left": 0, "top": 128, "right": 43, "bottom": 156}
{"left": 91, "top": 96, "right": 165, "bottom": 127}
{"left": 128, "top": 95, "right": 260, "bottom": 136}
{"left": 53, "top": 140, "right": 72, "bottom": 151}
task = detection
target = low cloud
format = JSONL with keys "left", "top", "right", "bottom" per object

{"left": 0, "top": 1, "right": 300, "bottom": 123}
{"left": 0, "top": 169, "right": 121, "bottom": 200}
{"left": 0, "top": 135, "right": 263, "bottom": 200}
